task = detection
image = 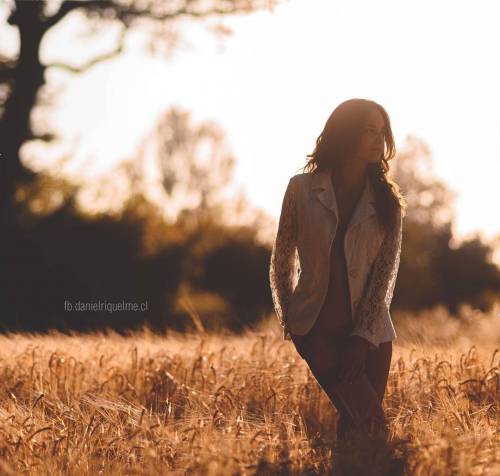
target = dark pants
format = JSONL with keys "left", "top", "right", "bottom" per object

{"left": 290, "top": 321, "right": 393, "bottom": 441}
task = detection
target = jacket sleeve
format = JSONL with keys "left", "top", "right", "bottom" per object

{"left": 350, "top": 207, "right": 403, "bottom": 350}
{"left": 269, "top": 178, "right": 299, "bottom": 341}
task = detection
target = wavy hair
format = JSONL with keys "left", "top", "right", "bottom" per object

{"left": 300, "top": 98, "right": 407, "bottom": 232}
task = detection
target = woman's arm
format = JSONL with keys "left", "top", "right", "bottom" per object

{"left": 350, "top": 207, "right": 403, "bottom": 350}
{"left": 269, "top": 178, "right": 299, "bottom": 340}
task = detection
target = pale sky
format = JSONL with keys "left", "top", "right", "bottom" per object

{"left": 2, "top": 0, "right": 499, "bottom": 250}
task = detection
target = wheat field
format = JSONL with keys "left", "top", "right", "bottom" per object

{"left": 0, "top": 304, "right": 498, "bottom": 475}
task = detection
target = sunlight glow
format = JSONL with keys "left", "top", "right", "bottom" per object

{"left": 1, "top": 0, "right": 499, "bottom": 249}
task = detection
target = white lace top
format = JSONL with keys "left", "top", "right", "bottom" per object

{"left": 269, "top": 177, "right": 403, "bottom": 348}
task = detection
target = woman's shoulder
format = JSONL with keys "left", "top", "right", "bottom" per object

{"left": 287, "top": 172, "right": 315, "bottom": 201}
{"left": 289, "top": 172, "right": 311, "bottom": 187}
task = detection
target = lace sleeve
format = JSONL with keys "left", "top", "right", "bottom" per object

{"left": 350, "top": 207, "right": 403, "bottom": 350}
{"left": 269, "top": 178, "right": 298, "bottom": 341}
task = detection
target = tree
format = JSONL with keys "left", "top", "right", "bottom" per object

{"left": 152, "top": 107, "right": 236, "bottom": 225}
{"left": 390, "top": 135, "right": 500, "bottom": 313}
{"left": 390, "top": 134, "right": 457, "bottom": 229}
{"left": 0, "top": 0, "right": 282, "bottom": 229}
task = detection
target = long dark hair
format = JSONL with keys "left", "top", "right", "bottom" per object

{"left": 301, "top": 98, "right": 407, "bottom": 232}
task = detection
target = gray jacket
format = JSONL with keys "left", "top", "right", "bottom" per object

{"left": 269, "top": 169, "right": 403, "bottom": 350}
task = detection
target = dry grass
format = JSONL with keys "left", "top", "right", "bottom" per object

{"left": 0, "top": 303, "right": 498, "bottom": 475}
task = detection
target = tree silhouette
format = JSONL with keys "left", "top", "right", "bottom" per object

{"left": 391, "top": 134, "right": 457, "bottom": 229}
{"left": 390, "top": 135, "right": 500, "bottom": 313}
{"left": 152, "top": 107, "right": 236, "bottom": 224}
{"left": 0, "top": 0, "right": 282, "bottom": 228}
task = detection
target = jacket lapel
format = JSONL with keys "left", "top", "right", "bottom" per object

{"left": 348, "top": 176, "right": 377, "bottom": 229}
{"left": 311, "top": 169, "right": 339, "bottom": 217}
{"left": 310, "top": 169, "right": 376, "bottom": 229}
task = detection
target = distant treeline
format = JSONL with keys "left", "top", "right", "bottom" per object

{"left": 1, "top": 172, "right": 498, "bottom": 336}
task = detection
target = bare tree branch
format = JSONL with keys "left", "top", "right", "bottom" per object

{"left": 111, "top": 0, "right": 274, "bottom": 22}
{"left": 43, "top": 0, "right": 278, "bottom": 32}
{"left": 0, "top": 68, "right": 15, "bottom": 83}
{"left": 42, "top": 0, "right": 111, "bottom": 32}
{"left": 45, "top": 27, "right": 127, "bottom": 73}
{"left": 0, "top": 53, "right": 16, "bottom": 66}
{"left": 0, "top": 53, "right": 17, "bottom": 82}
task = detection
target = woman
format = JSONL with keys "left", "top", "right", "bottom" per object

{"left": 269, "top": 98, "right": 407, "bottom": 442}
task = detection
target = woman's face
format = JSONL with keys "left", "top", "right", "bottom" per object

{"left": 355, "top": 108, "right": 386, "bottom": 164}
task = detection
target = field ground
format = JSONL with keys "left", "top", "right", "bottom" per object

{"left": 0, "top": 303, "right": 498, "bottom": 475}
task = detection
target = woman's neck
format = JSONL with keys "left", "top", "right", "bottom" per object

{"left": 329, "top": 162, "right": 368, "bottom": 195}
